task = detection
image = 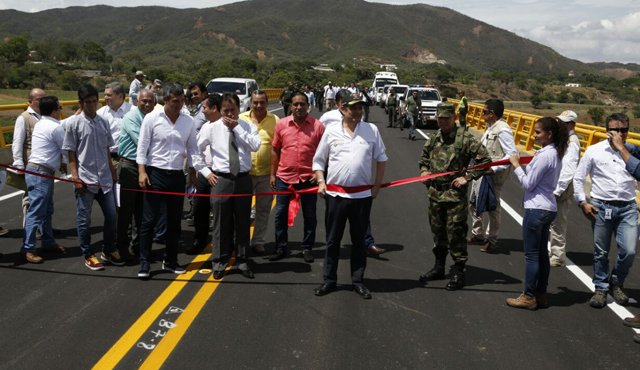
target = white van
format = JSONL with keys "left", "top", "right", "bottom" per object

{"left": 206, "top": 77, "right": 258, "bottom": 112}
{"left": 372, "top": 71, "right": 399, "bottom": 92}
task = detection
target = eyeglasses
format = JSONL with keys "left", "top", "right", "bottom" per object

{"left": 482, "top": 109, "right": 493, "bottom": 115}
{"left": 608, "top": 127, "right": 629, "bottom": 133}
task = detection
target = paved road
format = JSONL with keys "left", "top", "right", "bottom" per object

{"left": 1, "top": 104, "right": 639, "bottom": 369}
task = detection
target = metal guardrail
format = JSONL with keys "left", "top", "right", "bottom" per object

{"left": 0, "top": 91, "right": 286, "bottom": 149}
{"left": 3, "top": 93, "right": 633, "bottom": 153}
{"left": 449, "top": 99, "right": 640, "bottom": 153}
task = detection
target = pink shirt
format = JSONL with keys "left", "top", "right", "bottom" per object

{"left": 272, "top": 115, "right": 325, "bottom": 184}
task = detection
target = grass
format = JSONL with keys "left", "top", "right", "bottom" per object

{"left": 0, "top": 89, "right": 79, "bottom": 105}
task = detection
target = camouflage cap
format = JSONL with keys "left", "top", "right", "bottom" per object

{"left": 436, "top": 102, "right": 455, "bottom": 118}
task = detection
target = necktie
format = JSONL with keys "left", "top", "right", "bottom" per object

{"left": 229, "top": 129, "right": 240, "bottom": 176}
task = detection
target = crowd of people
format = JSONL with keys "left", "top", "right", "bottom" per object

{"left": 1, "top": 74, "right": 640, "bottom": 343}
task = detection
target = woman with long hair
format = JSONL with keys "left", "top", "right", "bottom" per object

{"left": 506, "top": 116, "right": 568, "bottom": 310}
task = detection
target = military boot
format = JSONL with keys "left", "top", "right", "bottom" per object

{"left": 419, "top": 258, "right": 446, "bottom": 283}
{"left": 445, "top": 263, "right": 465, "bottom": 291}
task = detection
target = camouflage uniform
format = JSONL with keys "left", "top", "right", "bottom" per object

{"left": 419, "top": 121, "right": 491, "bottom": 264}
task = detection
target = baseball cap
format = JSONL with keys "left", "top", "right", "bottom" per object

{"left": 135, "top": 70, "right": 146, "bottom": 77}
{"left": 436, "top": 102, "right": 455, "bottom": 118}
{"left": 342, "top": 94, "right": 365, "bottom": 107}
{"left": 153, "top": 79, "right": 162, "bottom": 86}
{"left": 557, "top": 110, "right": 577, "bottom": 123}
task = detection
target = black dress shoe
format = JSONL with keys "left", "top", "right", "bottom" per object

{"left": 353, "top": 285, "right": 372, "bottom": 299}
{"left": 314, "top": 282, "right": 337, "bottom": 296}
{"left": 268, "top": 249, "right": 289, "bottom": 261}
{"left": 240, "top": 268, "right": 255, "bottom": 279}
{"left": 185, "top": 245, "right": 204, "bottom": 255}
{"left": 213, "top": 270, "right": 225, "bottom": 280}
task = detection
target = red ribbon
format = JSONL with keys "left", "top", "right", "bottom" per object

{"left": 0, "top": 156, "right": 532, "bottom": 226}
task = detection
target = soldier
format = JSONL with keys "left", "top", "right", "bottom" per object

{"left": 418, "top": 103, "right": 491, "bottom": 290}
{"left": 386, "top": 88, "right": 398, "bottom": 128}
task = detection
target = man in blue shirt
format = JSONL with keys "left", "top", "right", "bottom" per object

{"left": 116, "top": 89, "right": 156, "bottom": 262}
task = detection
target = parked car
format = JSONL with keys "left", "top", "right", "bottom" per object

{"left": 205, "top": 77, "right": 258, "bottom": 112}
{"left": 402, "top": 87, "right": 442, "bottom": 129}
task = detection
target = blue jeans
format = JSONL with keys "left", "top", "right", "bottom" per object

{"left": 23, "top": 166, "right": 56, "bottom": 251}
{"left": 407, "top": 113, "right": 418, "bottom": 137}
{"left": 274, "top": 177, "right": 317, "bottom": 252}
{"left": 590, "top": 198, "right": 638, "bottom": 290}
{"left": 522, "top": 209, "right": 556, "bottom": 296}
{"left": 75, "top": 188, "right": 117, "bottom": 258}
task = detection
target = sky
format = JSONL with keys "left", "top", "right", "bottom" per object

{"left": 0, "top": 0, "right": 638, "bottom": 64}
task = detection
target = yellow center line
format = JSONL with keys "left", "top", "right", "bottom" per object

{"left": 139, "top": 258, "right": 235, "bottom": 369}
{"left": 92, "top": 251, "right": 212, "bottom": 369}
{"left": 94, "top": 195, "right": 271, "bottom": 368}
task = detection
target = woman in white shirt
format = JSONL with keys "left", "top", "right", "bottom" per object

{"left": 506, "top": 117, "right": 568, "bottom": 310}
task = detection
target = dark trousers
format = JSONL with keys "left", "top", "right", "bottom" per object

{"left": 274, "top": 177, "right": 317, "bottom": 252}
{"left": 323, "top": 195, "right": 372, "bottom": 286}
{"left": 139, "top": 167, "right": 185, "bottom": 265}
{"left": 210, "top": 172, "right": 252, "bottom": 264}
{"left": 387, "top": 106, "right": 397, "bottom": 126}
{"left": 364, "top": 104, "right": 370, "bottom": 123}
{"left": 193, "top": 172, "right": 212, "bottom": 248}
{"left": 282, "top": 104, "right": 291, "bottom": 117}
{"left": 116, "top": 160, "right": 143, "bottom": 256}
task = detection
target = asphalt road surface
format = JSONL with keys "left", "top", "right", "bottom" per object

{"left": 1, "top": 103, "right": 639, "bottom": 369}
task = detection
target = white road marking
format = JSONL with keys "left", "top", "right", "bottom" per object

{"left": 0, "top": 175, "right": 71, "bottom": 202}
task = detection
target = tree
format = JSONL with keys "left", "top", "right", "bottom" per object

{"left": 0, "top": 34, "right": 30, "bottom": 65}
{"left": 632, "top": 105, "right": 640, "bottom": 119}
{"left": 530, "top": 94, "right": 542, "bottom": 109}
{"left": 588, "top": 107, "right": 606, "bottom": 125}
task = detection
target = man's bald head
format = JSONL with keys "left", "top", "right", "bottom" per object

{"left": 28, "top": 88, "right": 46, "bottom": 113}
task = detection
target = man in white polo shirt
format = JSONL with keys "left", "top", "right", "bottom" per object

{"left": 312, "top": 95, "right": 388, "bottom": 300}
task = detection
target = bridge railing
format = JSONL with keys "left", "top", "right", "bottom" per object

{"left": 450, "top": 99, "right": 640, "bottom": 152}
{"left": 2, "top": 95, "right": 636, "bottom": 151}
{"left": 0, "top": 90, "right": 286, "bottom": 148}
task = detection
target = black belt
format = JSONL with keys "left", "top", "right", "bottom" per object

{"left": 27, "top": 162, "right": 54, "bottom": 175}
{"left": 148, "top": 166, "right": 183, "bottom": 176}
{"left": 214, "top": 171, "right": 249, "bottom": 179}
{"left": 119, "top": 157, "right": 136, "bottom": 165}
{"left": 593, "top": 198, "right": 635, "bottom": 207}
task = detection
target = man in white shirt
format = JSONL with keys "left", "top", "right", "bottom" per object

{"left": 11, "top": 88, "right": 45, "bottom": 226}
{"left": 574, "top": 113, "right": 637, "bottom": 309}
{"left": 549, "top": 110, "right": 580, "bottom": 267}
{"left": 312, "top": 95, "right": 388, "bottom": 300}
{"left": 186, "top": 93, "right": 223, "bottom": 255}
{"left": 136, "top": 83, "right": 206, "bottom": 279}
{"left": 97, "top": 82, "right": 131, "bottom": 165}
{"left": 319, "top": 89, "right": 386, "bottom": 256}
{"left": 197, "top": 93, "right": 260, "bottom": 280}
{"left": 20, "top": 96, "right": 67, "bottom": 263}
{"left": 323, "top": 81, "right": 337, "bottom": 111}
{"left": 468, "top": 99, "right": 517, "bottom": 253}
{"left": 128, "top": 70, "right": 145, "bottom": 105}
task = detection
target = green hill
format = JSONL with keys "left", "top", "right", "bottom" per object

{"left": 0, "top": 0, "right": 594, "bottom": 74}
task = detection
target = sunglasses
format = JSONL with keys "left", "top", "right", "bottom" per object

{"left": 608, "top": 127, "right": 629, "bottom": 133}
{"left": 482, "top": 109, "right": 493, "bottom": 115}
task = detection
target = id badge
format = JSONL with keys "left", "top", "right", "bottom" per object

{"left": 604, "top": 208, "right": 613, "bottom": 220}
